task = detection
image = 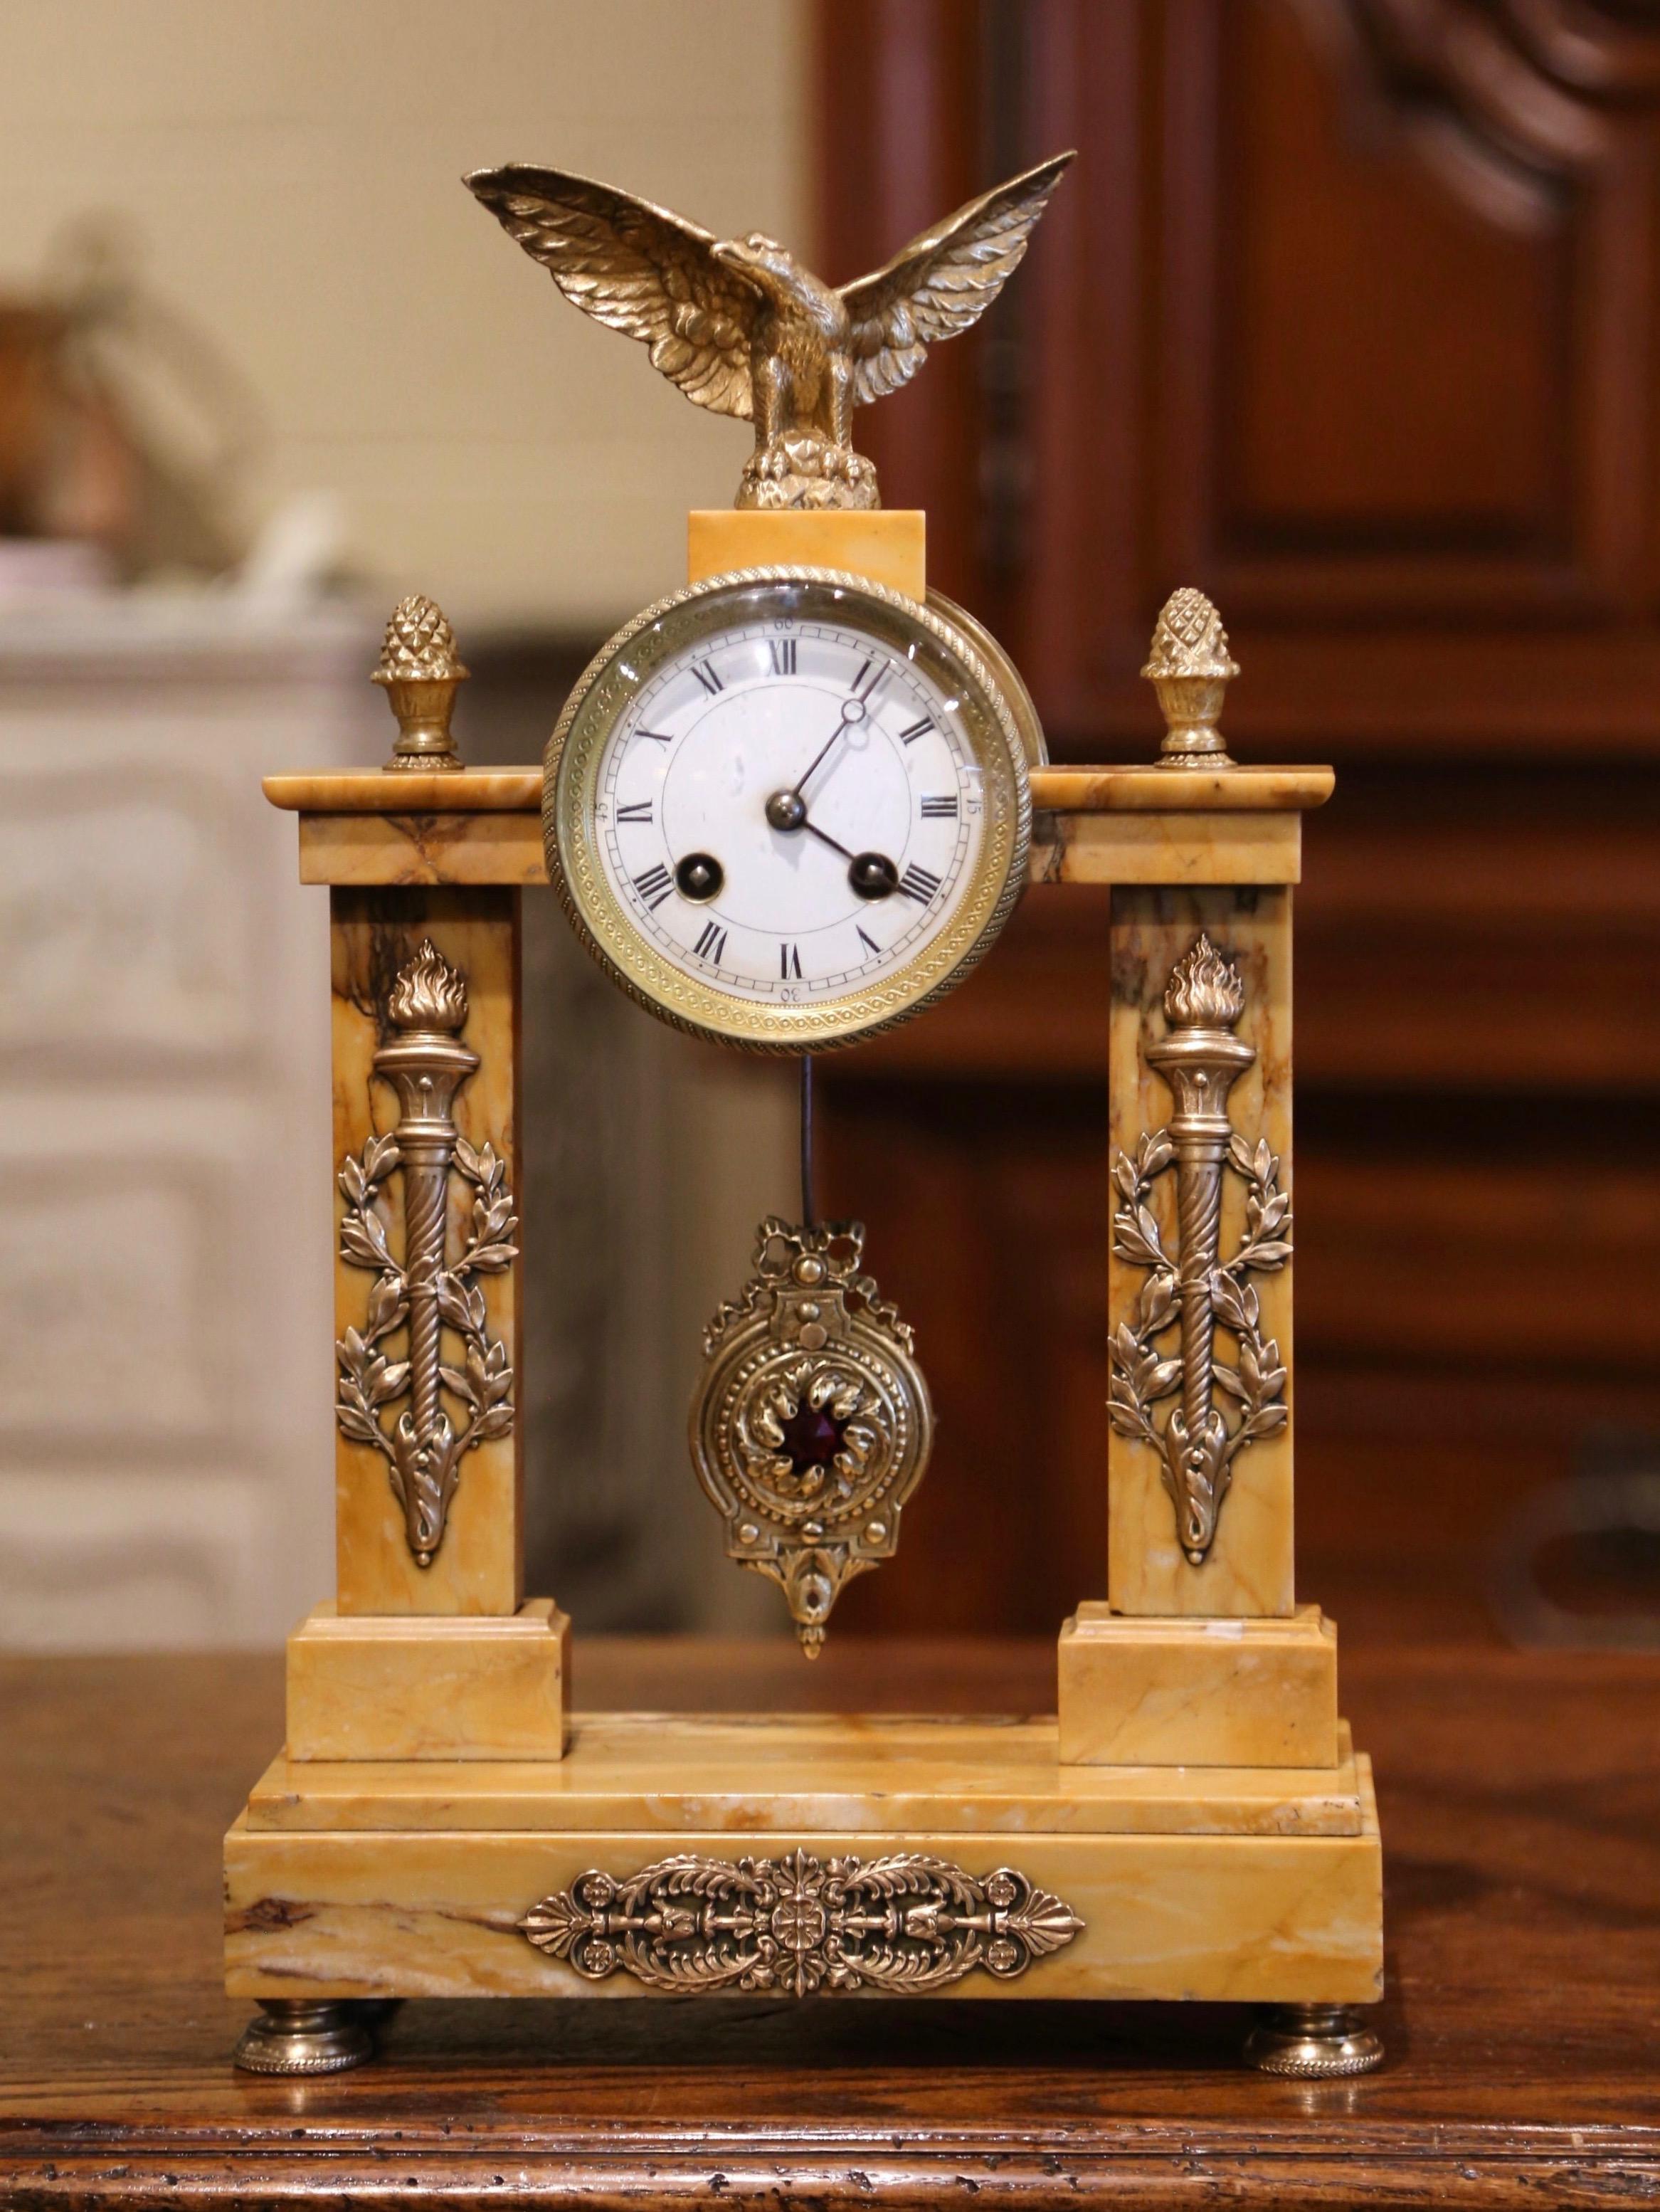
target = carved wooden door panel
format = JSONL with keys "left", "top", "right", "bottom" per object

{"left": 815, "top": 0, "right": 1660, "bottom": 1637}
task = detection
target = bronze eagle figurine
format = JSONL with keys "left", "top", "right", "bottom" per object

{"left": 465, "top": 152, "right": 1074, "bottom": 512}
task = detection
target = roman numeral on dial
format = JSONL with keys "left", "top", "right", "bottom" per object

{"left": 848, "top": 658, "right": 886, "bottom": 702}
{"left": 897, "top": 863, "right": 942, "bottom": 904}
{"left": 856, "top": 925, "right": 880, "bottom": 957}
{"left": 780, "top": 943, "right": 803, "bottom": 979}
{"left": 632, "top": 863, "right": 674, "bottom": 910}
{"left": 615, "top": 800, "right": 653, "bottom": 823}
{"left": 899, "top": 717, "right": 935, "bottom": 746}
{"left": 692, "top": 920, "right": 728, "bottom": 965}
{"left": 919, "top": 794, "right": 958, "bottom": 818}
{"left": 635, "top": 729, "right": 674, "bottom": 745}
{"left": 691, "top": 659, "right": 723, "bottom": 695}
{"left": 769, "top": 638, "right": 797, "bottom": 675}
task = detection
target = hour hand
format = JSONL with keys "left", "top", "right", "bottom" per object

{"left": 800, "top": 817, "right": 852, "bottom": 862}
{"left": 772, "top": 807, "right": 897, "bottom": 900}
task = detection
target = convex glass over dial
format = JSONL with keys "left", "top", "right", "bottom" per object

{"left": 544, "top": 570, "right": 1031, "bottom": 1050}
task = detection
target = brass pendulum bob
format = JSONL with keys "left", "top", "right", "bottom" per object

{"left": 689, "top": 1059, "right": 934, "bottom": 1655}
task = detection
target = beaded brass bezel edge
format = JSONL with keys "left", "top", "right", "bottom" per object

{"left": 542, "top": 567, "right": 1032, "bottom": 1054}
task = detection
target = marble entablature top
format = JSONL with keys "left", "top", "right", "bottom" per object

{"left": 263, "top": 764, "right": 1336, "bottom": 817}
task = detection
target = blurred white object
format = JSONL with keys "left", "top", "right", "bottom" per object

{"left": 0, "top": 592, "right": 379, "bottom": 1648}
{"left": 234, "top": 492, "right": 348, "bottom": 606}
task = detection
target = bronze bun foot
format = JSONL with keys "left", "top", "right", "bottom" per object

{"left": 233, "top": 1998, "right": 379, "bottom": 2075}
{"left": 1244, "top": 2002, "right": 1384, "bottom": 2077}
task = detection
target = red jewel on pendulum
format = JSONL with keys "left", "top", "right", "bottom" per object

{"left": 778, "top": 1399, "right": 846, "bottom": 1476}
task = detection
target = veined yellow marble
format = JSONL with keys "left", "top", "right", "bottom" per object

{"left": 1037, "top": 766, "right": 1333, "bottom": 813}
{"left": 264, "top": 764, "right": 1331, "bottom": 820}
{"left": 1058, "top": 1604, "right": 1337, "bottom": 1767}
{"left": 1032, "top": 811, "right": 1301, "bottom": 886}
{"left": 687, "top": 509, "right": 926, "bottom": 599}
{"left": 290, "top": 805, "right": 1302, "bottom": 891}
{"left": 299, "top": 812, "right": 550, "bottom": 887}
{"left": 248, "top": 1712, "right": 1362, "bottom": 1838}
{"left": 267, "top": 769, "right": 544, "bottom": 813}
{"left": 268, "top": 764, "right": 1334, "bottom": 892}
{"left": 330, "top": 886, "right": 523, "bottom": 1616}
{"left": 1108, "top": 886, "right": 1296, "bottom": 1618}
{"left": 286, "top": 1601, "right": 569, "bottom": 1761}
{"left": 225, "top": 1766, "right": 1382, "bottom": 2003}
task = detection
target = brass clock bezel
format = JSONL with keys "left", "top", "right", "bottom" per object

{"left": 544, "top": 567, "right": 1032, "bottom": 1053}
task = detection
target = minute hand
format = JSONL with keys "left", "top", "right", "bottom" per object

{"left": 793, "top": 702, "right": 859, "bottom": 799}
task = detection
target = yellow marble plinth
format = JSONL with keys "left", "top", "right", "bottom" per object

{"left": 227, "top": 1709, "right": 1383, "bottom": 2004}
{"left": 224, "top": 1779, "right": 1381, "bottom": 2005}
{"left": 687, "top": 509, "right": 926, "bottom": 600}
{"left": 1108, "top": 886, "right": 1296, "bottom": 1619}
{"left": 330, "top": 886, "right": 524, "bottom": 1616}
{"left": 285, "top": 1601, "right": 569, "bottom": 1762}
{"left": 1057, "top": 1603, "right": 1337, "bottom": 1768}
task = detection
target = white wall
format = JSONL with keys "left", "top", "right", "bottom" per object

{"left": 0, "top": 0, "right": 809, "bottom": 632}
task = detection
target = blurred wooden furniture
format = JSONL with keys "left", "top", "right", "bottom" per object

{"left": 4, "top": 1633, "right": 1658, "bottom": 2208}
{"left": 813, "top": 0, "right": 1660, "bottom": 1636}
{"left": 0, "top": 598, "right": 377, "bottom": 1648}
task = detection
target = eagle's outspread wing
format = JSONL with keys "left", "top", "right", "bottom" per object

{"left": 465, "top": 165, "right": 761, "bottom": 421}
{"left": 839, "top": 152, "right": 1074, "bottom": 407}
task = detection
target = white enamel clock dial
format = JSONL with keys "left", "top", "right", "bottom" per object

{"left": 545, "top": 570, "right": 1032, "bottom": 1051}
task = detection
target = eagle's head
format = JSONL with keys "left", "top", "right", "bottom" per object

{"left": 712, "top": 231, "right": 805, "bottom": 304}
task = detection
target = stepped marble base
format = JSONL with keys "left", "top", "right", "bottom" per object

{"left": 225, "top": 1710, "right": 1383, "bottom": 2008}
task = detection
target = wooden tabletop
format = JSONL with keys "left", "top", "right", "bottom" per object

{"left": 1, "top": 1633, "right": 1656, "bottom": 2207}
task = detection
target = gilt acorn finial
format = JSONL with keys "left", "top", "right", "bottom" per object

{"left": 1143, "top": 588, "right": 1238, "bottom": 765}
{"left": 373, "top": 594, "right": 469, "bottom": 770}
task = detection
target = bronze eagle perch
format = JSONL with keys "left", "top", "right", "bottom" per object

{"left": 465, "top": 152, "right": 1074, "bottom": 512}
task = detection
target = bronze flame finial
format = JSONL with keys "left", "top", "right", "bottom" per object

{"left": 1163, "top": 934, "right": 1246, "bottom": 1030}
{"left": 1143, "top": 587, "right": 1239, "bottom": 766}
{"left": 373, "top": 594, "right": 469, "bottom": 771}
{"left": 387, "top": 939, "right": 469, "bottom": 1033}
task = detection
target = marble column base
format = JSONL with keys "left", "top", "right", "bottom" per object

{"left": 1057, "top": 1602, "right": 1338, "bottom": 1768}
{"left": 285, "top": 1599, "right": 570, "bottom": 1761}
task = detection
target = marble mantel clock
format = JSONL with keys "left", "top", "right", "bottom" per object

{"left": 223, "top": 154, "right": 1384, "bottom": 2082}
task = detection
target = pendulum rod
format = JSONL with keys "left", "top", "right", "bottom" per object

{"left": 800, "top": 1054, "right": 817, "bottom": 1229}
